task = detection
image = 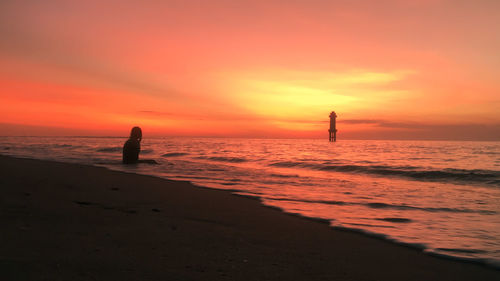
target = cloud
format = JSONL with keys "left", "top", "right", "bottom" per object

{"left": 338, "top": 119, "right": 383, "bottom": 124}
{"left": 138, "top": 111, "right": 175, "bottom": 116}
{"left": 339, "top": 119, "right": 424, "bottom": 128}
{"left": 337, "top": 118, "right": 500, "bottom": 140}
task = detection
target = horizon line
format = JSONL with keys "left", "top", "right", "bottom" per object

{"left": 1, "top": 135, "right": 499, "bottom": 142}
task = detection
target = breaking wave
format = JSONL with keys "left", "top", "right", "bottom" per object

{"left": 269, "top": 161, "right": 500, "bottom": 186}
{"left": 264, "top": 197, "right": 497, "bottom": 215}
{"left": 199, "top": 156, "right": 248, "bottom": 163}
{"left": 162, "top": 152, "right": 189, "bottom": 157}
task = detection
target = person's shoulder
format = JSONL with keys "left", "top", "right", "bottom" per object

{"left": 125, "top": 139, "right": 140, "bottom": 147}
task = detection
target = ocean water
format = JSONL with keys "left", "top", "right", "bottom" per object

{"left": 1, "top": 136, "right": 499, "bottom": 267}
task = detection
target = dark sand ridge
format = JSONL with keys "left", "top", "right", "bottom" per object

{"left": 1, "top": 155, "right": 498, "bottom": 280}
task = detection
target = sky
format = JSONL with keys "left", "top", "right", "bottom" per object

{"left": 1, "top": 0, "right": 499, "bottom": 140}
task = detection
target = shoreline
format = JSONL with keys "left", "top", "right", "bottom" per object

{"left": 1, "top": 154, "right": 499, "bottom": 280}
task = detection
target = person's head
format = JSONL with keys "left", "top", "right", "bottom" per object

{"left": 130, "top": 126, "right": 142, "bottom": 141}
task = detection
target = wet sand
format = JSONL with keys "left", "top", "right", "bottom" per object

{"left": 1, "top": 155, "right": 498, "bottom": 280}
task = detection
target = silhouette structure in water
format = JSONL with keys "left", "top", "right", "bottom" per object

{"left": 329, "top": 111, "right": 337, "bottom": 142}
{"left": 123, "top": 127, "right": 142, "bottom": 164}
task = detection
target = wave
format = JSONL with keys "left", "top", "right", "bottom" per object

{"left": 264, "top": 197, "right": 496, "bottom": 214}
{"left": 98, "top": 147, "right": 153, "bottom": 154}
{"left": 140, "top": 149, "right": 154, "bottom": 154}
{"left": 97, "top": 147, "right": 122, "bottom": 153}
{"left": 52, "top": 144, "right": 75, "bottom": 148}
{"left": 359, "top": 201, "right": 495, "bottom": 214}
{"left": 375, "top": 217, "right": 412, "bottom": 223}
{"left": 270, "top": 173, "right": 300, "bottom": 178}
{"left": 199, "top": 156, "right": 248, "bottom": 163}
{"left": 436, "top": 248, "right": 487, "bottom": 254}
{"left": 269, "top": 161, "right": 500, "bottom": 186}
{"left": 162, "top": 152, "right": 189, "bottom": 157}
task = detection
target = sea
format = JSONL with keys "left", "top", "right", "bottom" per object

{"left": 1, "top": 136, "right": 499, "bottom": 267}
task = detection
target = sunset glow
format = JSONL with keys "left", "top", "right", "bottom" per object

{"left": 1, "top": 0, "right": 499, "bottom": 139}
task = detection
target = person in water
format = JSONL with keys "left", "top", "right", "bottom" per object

{"left": 123, "top": 126, "right": 142, "bottom": 164}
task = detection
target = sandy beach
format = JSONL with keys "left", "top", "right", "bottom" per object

{"left": 1, "top": 154, "right": 498, "bottom": 281}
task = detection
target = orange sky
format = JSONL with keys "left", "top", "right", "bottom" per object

{"left": 1, "top": 0, "right": 499, "bottom": 139}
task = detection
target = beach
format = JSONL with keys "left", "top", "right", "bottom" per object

{"left": 1, "top": 154, "right": 499, "bottom": 280}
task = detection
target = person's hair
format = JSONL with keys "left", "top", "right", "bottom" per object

{"left": 130, "top": 126, "right": 142, "bottom": 141}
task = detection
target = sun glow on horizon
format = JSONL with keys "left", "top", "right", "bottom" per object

{"left": 219, "top": 69, "right": 414, "bottom": 131}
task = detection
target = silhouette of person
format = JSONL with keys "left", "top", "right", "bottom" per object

{"left": 123, "top": 126, "right": 142, "bottom": 164}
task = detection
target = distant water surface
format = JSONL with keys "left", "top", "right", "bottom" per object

{"left": 1, "top": 137, "right": 499, "bottom": 267}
